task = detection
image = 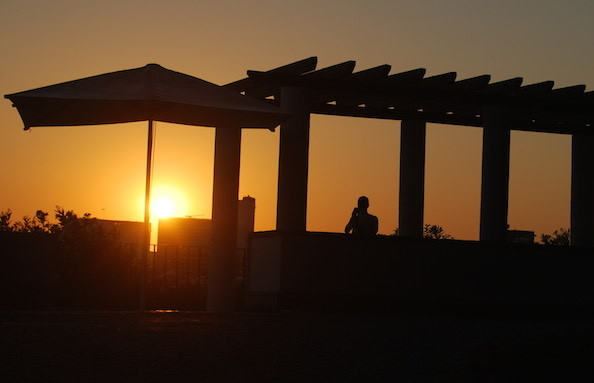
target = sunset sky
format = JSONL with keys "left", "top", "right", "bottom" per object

{"left": 1, "top": 0, "right": 593, "bottom": 240}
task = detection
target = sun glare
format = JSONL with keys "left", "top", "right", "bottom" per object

{"left": 152, "top": 197, "right": 175, "bottom": 218}
{"left": 149, "top": 185, "right": 189, "bottom": 220}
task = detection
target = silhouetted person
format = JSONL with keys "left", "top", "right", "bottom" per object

{"left": 345, "top": 196, "right": 378, "bottom": 236}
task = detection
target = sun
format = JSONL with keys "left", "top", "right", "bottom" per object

{"left": 151, "top": 196, "right": 175, "bottom": 219}
{"left": 149, "top": 185, "right": 189, "bottom": 220}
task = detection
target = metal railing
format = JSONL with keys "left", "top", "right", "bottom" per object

{"left": 145, "top": 244, "right": 247, "bottom": 298}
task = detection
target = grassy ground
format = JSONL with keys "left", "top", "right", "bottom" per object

{"left": 1, "top": 309, "right": 593, "bottom": 382}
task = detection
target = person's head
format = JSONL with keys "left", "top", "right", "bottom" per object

{"left": 357, "top": 196, "right": 369, "bottom": 210}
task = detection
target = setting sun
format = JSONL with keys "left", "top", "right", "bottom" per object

{"left": 152, "top": 196, "right": 175, "bottom": 218}
{"left": 149, "top": 185, "right": 189, "bottom": 220}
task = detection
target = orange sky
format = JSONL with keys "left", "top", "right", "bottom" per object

{"left": 1, "top": 0, "right": 592, "bottom": 240}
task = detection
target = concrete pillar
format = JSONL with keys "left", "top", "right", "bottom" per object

{"left": 480, "top": 107, "right": 511, "bottom": 242}
{"left": 207, "top": 126, "right": 242, "bottom": 312}
{"left": 571, "top": 133, "right": 594, "bottom": 246}
{"left": 276, "top": 87, "right": 310, "bottom": 232}
{"left": 398, "top": 120, "right": 426, "bottom": 238}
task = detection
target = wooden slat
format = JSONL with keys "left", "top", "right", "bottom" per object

{"left": 364, "top": 98, "right": 396, "bottom": 108}
{"left": 583, "top": 91, "right": 594, "bottom": 101}
{"left": 303, "top": 61, "right": 356, "bottom": 80}
{"left": 515, "top": 81, "right": 554, "bottom": 96}
{"left": 548, "top": 85, "right": 586, "bottom": 100}
{"left": 265, "top": 56, "right": 318, "bottom": 75}
{"left": 310, "top": 102, "right": 482, "bottom": 127}
{"left": 483, "top": 77, "right": 523, "bottom": 94}
{"left": 245, "top": 87, "right": 279, "bottom": 100}
{"left": 512, "top": 116, "right": 593, "bottom": 134}
{"left": 224, "top": 57, "right": 317, "bottom": 90}
{"left": 417, "top": 72, "right": 457, "bottom": 88}
{"left": 453, "top": 75, "right": 491, "bottom": 91}
{"left": 350, "top": 65, "right": 391, "bottom": 82}
{"left": 333, "top": 65, "right": 392, "bottom": 106}
{"left": 384, "top": 68, "right": 426, "bottom": 85}
{"left": 361, "top": 69, "right": 426, "bottom": 107}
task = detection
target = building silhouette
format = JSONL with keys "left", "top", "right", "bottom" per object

{"left": 157, "top": 196, "right": 255, "bottom": 250}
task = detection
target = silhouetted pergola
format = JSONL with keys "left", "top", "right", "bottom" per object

{"left": 225, "top": 57, "right": 594, "bottom": 246}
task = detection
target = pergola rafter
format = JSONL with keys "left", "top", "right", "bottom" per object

{"left": 225, "top": 57, "right": 594, "bottom": 134}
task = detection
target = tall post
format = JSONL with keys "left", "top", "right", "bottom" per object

{"left": 139, "top": 120, "right": 154, "bottom": 310}
{"left": 398, "top": 120, "right": 426, "bottom": 238}
{"left": 571, "top": 133, "right": 594, "bottom": 246}
{"left": 479, "top": 107, "right": 511, "bottom": 242}
{"left": 277, "top": 87, "right": 310, "bottom": 232}
{"left": 207, "top": 126, "right": 242, "bottom": 312}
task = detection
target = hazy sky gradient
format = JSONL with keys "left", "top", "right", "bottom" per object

{"left": 1, "top": 0, "right": 592, "bottom": 239}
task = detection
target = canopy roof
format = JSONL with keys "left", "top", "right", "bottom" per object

{"left": 225, "top": 57, "right": 594, "bottom": 135}
{"left": 5, "top": 63, "right": 287, "bottom": 130}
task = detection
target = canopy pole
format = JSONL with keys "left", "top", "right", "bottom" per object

{"left": 139, "top": 119, "right": 155, "bottom": 310}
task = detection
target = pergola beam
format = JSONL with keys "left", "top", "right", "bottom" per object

{"left": 309, "top": 103, "right": 483, "bottom": 127}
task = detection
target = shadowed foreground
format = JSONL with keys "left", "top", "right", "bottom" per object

{"left": 1, "top": 310, "right": 593, "bottom": 382}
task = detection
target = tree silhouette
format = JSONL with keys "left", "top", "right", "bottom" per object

{"left": 0, "top": 206, "right": 93, "bottom": 235}
{"left": 0, "top": 206, "right": 137, "bottom": 309}
{"left": 393, "top": 224, "right": 454, "bottom": 239}
{"left": 540, "top": 228, "right": 570, "bottom": 246}
{"left": 0, "top": 209, "right": 12, "bottom": 232}
{"left": 423, "top": 224, "right": 454, "bottom": 239}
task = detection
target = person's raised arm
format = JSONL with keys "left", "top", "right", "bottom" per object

{"left": 345, "top": 208, "right": 358, "bottom": 234}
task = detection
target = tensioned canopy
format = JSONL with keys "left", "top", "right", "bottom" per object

{"left": 5, "top": 63, "right": 287, "bottom": 130}
{"left": 5, "top": 63, "right": 290, "bottom": 312}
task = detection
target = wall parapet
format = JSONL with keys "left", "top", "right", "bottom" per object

{"left": 246, "top": 231, "right": 594, "bottom": 312}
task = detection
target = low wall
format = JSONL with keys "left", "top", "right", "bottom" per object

{"left": 246, "top": 232, "right": 594, "bottom": 311}
{"left": 0, "top": 232, "right": 140, "bottom": 309}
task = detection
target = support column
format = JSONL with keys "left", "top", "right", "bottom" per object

{"left": 398, "top": 120, "right": 426, "bottom": 238}
{"left": 207, "top": 126, "right": 242, "bottom": 312}
{"left": 480, "top": 107, "right": 511, "bottom": 242}
{"left": 276, "top": 87, "right": 310, "bottom": 232}
{"left": 570, "top": 133, "right": 594, "bottom": 246}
